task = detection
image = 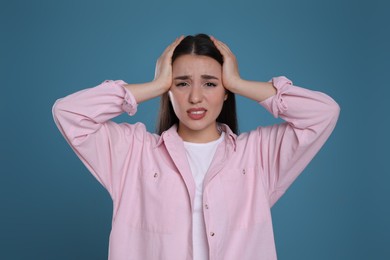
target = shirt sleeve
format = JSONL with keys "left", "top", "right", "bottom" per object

{"left": 257, "top": 76, "right": 340, "bottom": 206}
{"left": 52, "top": 80, "right": 146, "bottom": 199}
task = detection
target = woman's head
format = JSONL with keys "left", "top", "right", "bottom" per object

{"left": 157, "top": 34, "right": 238, "bottom": 138}
{"left": 171, "top": 34, "right": 223, "bottom": 66}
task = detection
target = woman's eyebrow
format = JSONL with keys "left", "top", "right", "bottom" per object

{"left": 173, "top": 75, "right": 219, "bottom": 80}
{"left": 201, "top": 74, "right": 219, "bottom": 80}
{"left": 174, "top": 75, "right": 191, "bottom": 80}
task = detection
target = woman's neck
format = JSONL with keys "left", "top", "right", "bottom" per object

{"left": 177, "top": 124, "right": 221, "bottom": 143}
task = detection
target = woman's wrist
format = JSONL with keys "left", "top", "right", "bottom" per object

{"left": 224, "top": 77, "right": 242, "bottom": 94}
{"left": 124, "top": 80, "right": 168, "bottom": 104}
{"left": 230, "top": 79, "right": 276, "bottom": 102}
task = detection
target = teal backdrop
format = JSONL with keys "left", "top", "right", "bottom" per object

{"left": 1, "top": 0, "right": 389, "bottom": 259}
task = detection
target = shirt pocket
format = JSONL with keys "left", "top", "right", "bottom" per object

{"left": 220, "top": 166, "right": 271, "bottom": 229}
{"left": 128, "top": 167, "right": 181, "bottom": 234}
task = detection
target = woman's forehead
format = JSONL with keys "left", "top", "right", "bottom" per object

{"left": 172, "top": 54, "right": 222, "bottom": 76}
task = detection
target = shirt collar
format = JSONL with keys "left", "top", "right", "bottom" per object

{"left": 155, "top": 123, "right": 237, "bottom": 151}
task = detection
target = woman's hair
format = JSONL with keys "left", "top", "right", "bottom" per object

{"left": 156, "top": 33, "right": 238, "bottom": 135}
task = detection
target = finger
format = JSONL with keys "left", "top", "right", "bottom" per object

{"left": 217, "top": 40, "right": 233, "bottom": 55}
{"left": 168, "top": 35, "right": 185, "bottom": 52}
{"left": 211, "top": 36, "right": 232, "bottom": 55}
{"left": 210, "top": 36, "right": 226, "bottom": 48}
{"left": 211, "top": 37, "right": 225, "bottom": 53}
{"left": 161, "top": 35, "right": 184, "bottom": 56}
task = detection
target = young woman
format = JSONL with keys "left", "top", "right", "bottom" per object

{"left": 53, "top": 34, "right": 339, "bottom": 260}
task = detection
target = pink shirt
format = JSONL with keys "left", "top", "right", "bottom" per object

{"left": 52, "top": 76, "right": 339, "bottom": 260}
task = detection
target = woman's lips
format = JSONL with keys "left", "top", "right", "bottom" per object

{"left": 187, "top": 108, "right": 207, "bottom": 120}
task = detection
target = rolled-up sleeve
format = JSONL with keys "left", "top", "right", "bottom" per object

{"left": 258, "top": 76, "right": 340, "bottom": 206}
{"left": 52, "top": 80, "right": 145, "bottom": 199}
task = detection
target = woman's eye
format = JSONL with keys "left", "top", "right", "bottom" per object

{"left": 176, "top": 82, "right": 189, "bottom": 87}
{"left": 205, "top": 82, "right": 217, "bottom": 87}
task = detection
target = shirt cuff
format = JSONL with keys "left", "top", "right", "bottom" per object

{"left": 260, "top": 76, "right": 292, "bottom": 118}
{"left": 103, "top": 79, "right": 138, "bottom": 116}
{"left": 122, "top": 84, "right": 138, "bottom": 116}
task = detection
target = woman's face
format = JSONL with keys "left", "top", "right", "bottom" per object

{"left": 169, "top": 54, "right": 227, "bottom": 142}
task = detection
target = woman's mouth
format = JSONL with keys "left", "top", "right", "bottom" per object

{"left": 187, "top": 108, "right": 207, "bottom": 120}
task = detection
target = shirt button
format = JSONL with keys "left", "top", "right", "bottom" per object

{"left": 210, "top": 232, "right": 215, "bottom": 236}
{"left": 242, "top": 169, "right": 246, "bottom": 175}
{"left": 153, "top": 172, "right": 158, "bottom": 178}
{"left": 205, "top": 204, "right": 209, "bottom": 209}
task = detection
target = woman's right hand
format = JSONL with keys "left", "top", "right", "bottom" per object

{"left": 124, "top": 36, "right": 184, "bottom": 103}
{"left": 153, "top": 36, "right": 184, "bottom": 92}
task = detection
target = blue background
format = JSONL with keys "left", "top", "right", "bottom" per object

{"left": 1, "top": 0, "right": 389, "bottom": 259}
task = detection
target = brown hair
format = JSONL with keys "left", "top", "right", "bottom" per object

{"left": 156, "top": 34, "right": 238, "bottom": 135}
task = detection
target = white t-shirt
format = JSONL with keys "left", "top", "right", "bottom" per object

{"left": 183, "top": 132, "right": 225, "bottom": 260}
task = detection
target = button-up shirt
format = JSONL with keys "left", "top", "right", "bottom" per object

{"left": 52, "top": 76, "right": 339, "bottom": 260}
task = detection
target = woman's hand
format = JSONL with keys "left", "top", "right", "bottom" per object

{"left": 210, "top": 36, "right": 242, "bottom": 93}
{"left": 124, "top": 36, "right": 184, "bottom": 103}
{"left": 211, "top": 36, "right": 276, "bottom": 101}
{"left": 154, "top": 35, "right": 185, "bottom": 91}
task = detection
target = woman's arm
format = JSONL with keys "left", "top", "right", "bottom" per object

{"left": 211, "top": 36, "right": 340, "bottom": 206}
{"left": 228, "top": 80, "right": 276, "bottom": 102}
{"left": 258, "top": 77, "right": 340, "bottom": 206}
{"left": 52, "top": 36, "right": 184, "bottom": 199}
{"left": 52, "top": 80, "right": 143, "bottom": 199}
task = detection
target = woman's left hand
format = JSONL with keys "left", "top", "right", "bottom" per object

{"left": 211, "top": 36, "right": 242, "bottom": 92}
{"left": 211, "top": 36, "right": 276, "bottom": 101}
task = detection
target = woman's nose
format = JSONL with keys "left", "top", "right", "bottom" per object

{"left": 189, "top": 86, "right": 203, "bottom": 104}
